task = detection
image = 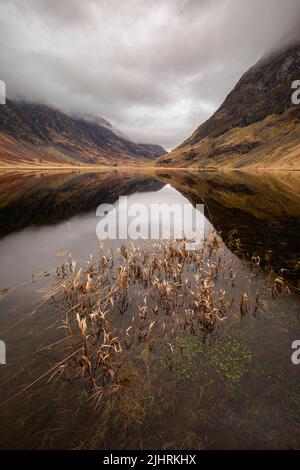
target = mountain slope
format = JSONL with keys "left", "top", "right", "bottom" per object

{"left": 157, "top": 40, "right": 300, "bottom": 169}
{"left": 0, "top": 100, "right": 166, "bottom": 167}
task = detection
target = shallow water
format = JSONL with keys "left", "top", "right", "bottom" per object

{"left": 0, "top": 169, "right": 300, "bottom": 449}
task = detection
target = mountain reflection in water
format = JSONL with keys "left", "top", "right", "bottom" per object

{"left": 0, "top": 169, "right": 299, "bottom": 286}
{"left": 0, "top": 169, "right": 300, "bottom": 450}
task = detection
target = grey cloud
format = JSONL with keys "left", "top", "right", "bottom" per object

{"left": 0, "top": 0, "right": 299, "bottom": 149}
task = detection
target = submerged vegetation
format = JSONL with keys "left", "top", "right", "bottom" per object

{"left": 0, "top": 228, "right": 296, "bottom": 449}
{"left": 0, "top": 169, "right": 300, "bottom": 449}
{"left": 49, "top": 230, "right": 290, "bottom": 415}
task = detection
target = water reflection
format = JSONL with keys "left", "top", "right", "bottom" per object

{"left": 0, "top": 169, "right": 300, "bottom": 450}
{"left": 1, "top": 169, "right": 299, "bottom": 284}
{"left": 153, "top": 170, "right": 300, "bottom": 286}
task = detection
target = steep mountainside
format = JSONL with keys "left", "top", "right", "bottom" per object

{"left": 157, "top": 40, "right": 300, "bottom": 169}
{"left": 0, "top": 100, "right": 166, "bottom": 167}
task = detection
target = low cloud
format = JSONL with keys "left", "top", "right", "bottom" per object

{"left": 0, "top": 0, "right": 299, "bottom": 149}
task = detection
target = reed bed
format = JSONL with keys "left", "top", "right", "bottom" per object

{"left": 0, "top": 229, "right": 293, "bottom": 449}
{"left": 50, "top": 229, "right": 290, "bottom": 411}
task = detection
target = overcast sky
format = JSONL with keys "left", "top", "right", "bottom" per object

{"left": 0, "top": 0, "right": 300, "bottom": 149}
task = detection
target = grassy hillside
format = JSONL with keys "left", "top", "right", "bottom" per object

{"left": 157, "top": 41, "right": 300, "bottom": 169}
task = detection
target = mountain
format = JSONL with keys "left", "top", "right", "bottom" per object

{"left": 0, "top": 100, "right": 166, "bottom": 167}
{"left": 157, "top": 39, "right": 300, "bottom": 169}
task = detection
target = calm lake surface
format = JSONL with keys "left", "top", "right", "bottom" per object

{"left": 0, "top": 169, "right": 300, "bottom": 449}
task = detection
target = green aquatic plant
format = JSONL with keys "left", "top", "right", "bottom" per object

{"left": 173, "top": 327, "right": 253, "bottom": 384}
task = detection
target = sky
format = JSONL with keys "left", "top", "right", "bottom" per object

{"left": 0, "top": 0, "right": 300, "bottom": 150}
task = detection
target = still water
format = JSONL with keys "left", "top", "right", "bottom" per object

{"left": 0, "top": 169, "right": 300, "bottom": 449}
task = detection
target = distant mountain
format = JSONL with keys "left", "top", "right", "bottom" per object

{"left": 0, "top": 100, "right": 166, "bottom": 167}
{"left": 157, "top": 39, "right": 300, "bottom": 169}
